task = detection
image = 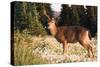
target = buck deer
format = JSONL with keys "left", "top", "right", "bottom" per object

{"left": 43, "top": 10, "right": 94, "bottom": 58}
{"left": 47, "top": 18, "right": 94, "bottom": 58}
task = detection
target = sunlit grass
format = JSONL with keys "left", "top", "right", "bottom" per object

{"left": 14, "top": 32, "right": 48, "bottom": 65}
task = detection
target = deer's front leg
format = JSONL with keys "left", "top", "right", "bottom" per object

{"left": 63, "top": 40, "right": 68, "bottom": 54}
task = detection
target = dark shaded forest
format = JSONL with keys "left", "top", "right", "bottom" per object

{"left": 12, "top": 1, "right": 97, "bottom": 37}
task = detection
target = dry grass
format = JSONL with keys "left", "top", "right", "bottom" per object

{"left": 13, "top": 32, "right": 97, "bottom": 65}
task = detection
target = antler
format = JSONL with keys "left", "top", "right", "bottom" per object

{"left": 43, "top": 10, "right": 51, "bottom": 21}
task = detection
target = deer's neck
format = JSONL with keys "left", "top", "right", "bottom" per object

{"left": 50, "top": 25, "right": 57, "bottom": 37}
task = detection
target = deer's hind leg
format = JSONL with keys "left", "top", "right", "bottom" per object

{"left": 79, "top": 40, "right": 94, "bottom": 58}
{"left": 79, "top": 31, "right": 94, "bottom": 58}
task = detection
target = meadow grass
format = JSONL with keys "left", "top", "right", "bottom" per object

{"left": 13, "top": 31, "right": 97, "bottom": 65}
{"left": 14, "top": 32, "right": 48, "bottom": 66}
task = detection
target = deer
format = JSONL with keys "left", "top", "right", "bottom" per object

{"left": 48, "top": 18, "right": 95, "bottom": 58}
{"left": 43, "top": 11, "right": 94, "bottom": 58}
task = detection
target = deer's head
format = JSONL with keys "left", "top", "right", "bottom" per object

{"left": 48, "top": 18, "right": 56, "bottom": 29}
{"left": 43, "top": 10, "right": 58, "bottom": 36}
{"left": 47, "top": 18, "right": 57, "bottom": 36}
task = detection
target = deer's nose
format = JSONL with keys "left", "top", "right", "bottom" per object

{"left": 44, "top": 26, "right": 49, "bottom": 29}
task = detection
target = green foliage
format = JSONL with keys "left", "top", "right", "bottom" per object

{"left": 13, "top": 2, "right": 49, "bottom": 36}
{"left": 27, "top": 3, "right": 47, "bottom": 35}
{"left": 59, "top": 5, "right": 71, "bottom": 26}
{"left": 71, "top": 5, "right": 80, "bottom": 25}
{"left": 59, "top": 4, "right": 97, "bottom": 26}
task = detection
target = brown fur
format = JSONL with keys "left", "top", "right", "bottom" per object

{"left": 48, "top": 19, "right": 94, "bottom": 58}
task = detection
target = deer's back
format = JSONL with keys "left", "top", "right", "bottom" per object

{"left": 55, "top": 26, "right": 90, "bottom": 43}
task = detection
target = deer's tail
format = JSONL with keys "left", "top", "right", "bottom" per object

{"left": 88, "top": 31, "right": 92, "bottom": 40}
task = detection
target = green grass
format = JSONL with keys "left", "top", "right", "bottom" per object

{"left": 14, "top": 32, "right": 48, "bottom": 66}
{"left": 14, "top": 44, "right": 48, "bottom": 65}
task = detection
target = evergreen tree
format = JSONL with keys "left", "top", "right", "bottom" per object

{"left": 86, "top": 6, "right": 97, "bottom": 37}
{"left": 71, "top": 5, "right": 80, "bottom": 25}
{"left": 14, "top": 2, "right": 29, "bottom": 31}
{"left": 13, "top": 2, "right": 49, "bottom": 35}
{"left": 77, "top": 5, "right": 88, "bottom": 27}
{"left": 24, "top": 3, "right": 47, "bottom": 35}
{"left": 59, "top": 4, "right": 71, "bottom": 26}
